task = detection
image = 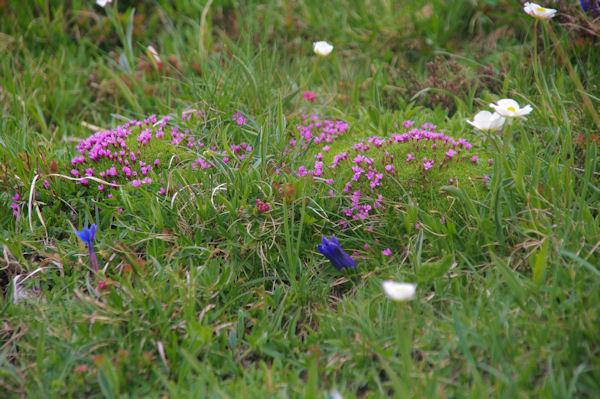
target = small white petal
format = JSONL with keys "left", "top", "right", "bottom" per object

{"left": 466, "top": 110, "right": 505, "bottom": 131}
{"left": 381, "top": 281, "right": 416, "bottom": 302}
{"left": 496, "top": 99, "right": 519, "bottom": 109}
{"left": 489, "top": 113, "right": 506, "bottom": 129}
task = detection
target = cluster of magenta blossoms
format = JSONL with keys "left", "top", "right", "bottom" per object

{"left": 9, "top": 193, "right": 20, "bottom": 217}
{"left": 275, "top": 114, "right": 349, "bottom": 175}
{"left": 69, "top": 110, "right": 253, "bottom": 199}
{"left": 297, "top": 119, "right": 491, "bottom": 233}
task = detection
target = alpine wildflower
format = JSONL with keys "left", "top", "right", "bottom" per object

{"left": 381, "top": 281, "right": 417, "bottom": 302}
{"left": 489, "top": 99, "right": 533, "bottom": 119}
{"left": 75, "top": 224, "right": 99, "bottom": 272}
{"left": 303, "top": 91, "right": 317, "bottom": 103}
{"left": 317, "top": 236, "right": 357, "bottom": 272}
{"left": 523, "top": 2, "right": 558, "bottom": 20}
{"left": 313, "top": 41, "right": 334, "bottom": 56}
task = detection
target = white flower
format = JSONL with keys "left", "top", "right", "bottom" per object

{"left": 466, "top": 110, "right": 506, "bottom": 131}
{"left": 489, "top": 99, "right": 533, "bottom": 119}
{"left": 523, "top": 2, "right": 557, "bottom": 20}
{"left": 381, "top": 281, "right": 416, "bottom": 302}
{"left": 313, "top": 41, "right": 334, "bottom": 56}
{"left": 96, "top": 0, "right": 113, "bottom": 7}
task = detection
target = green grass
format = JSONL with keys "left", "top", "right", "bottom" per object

{"left": 1, "top": 0, "right": 600, "bottom": 397}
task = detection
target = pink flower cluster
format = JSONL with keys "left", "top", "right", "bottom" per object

{"left": 70, "top": 114, "right": 182, "bottom": 195}
{"left": 10, "top": 193, "right": 20, "bottom": 217}
{"left": 191, "top": 142, "right": 254, "bottom": 170}
{"left": 277, "top": 115, "right": 349, "bottom": 175}
{"left": 256, "top": 199, "right": 271, "bottom": 213}
{"left": 69, "top": 109, "right": 254, "bottom": 200}
{"left": 302, "top": 91, "right": 316, "bottom": 103}
{"left": 232, "top": 113, "right": 247, "bottom": 126}
{"left": 294, "top": 119, "right": 489, "bottom": 225}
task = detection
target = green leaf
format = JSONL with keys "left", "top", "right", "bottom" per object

{"left": 416, "top": 254, "right": 454, "bottom": 284}
{"left": 531, "top": 240, "right": 549, "bottom": 285}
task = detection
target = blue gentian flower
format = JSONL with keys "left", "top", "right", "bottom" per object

{"left": 317, "top": 236, "right": 357, "bottom": 272}
{"left": 76, "top": 224, "right": 97, "bottom": 246}
{"left": 581, "top": 0, "right": 600, "bottom": 16}
{"left": 75, "top": 224, "right": 99, "bottom": 271}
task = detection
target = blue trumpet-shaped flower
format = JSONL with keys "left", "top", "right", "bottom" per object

{"left": 581, "top": 0, "right": 600, "bottom": 16}
{"left": 75, "top": 224, "right": 99, "bottom": 271}
{"left": 76, "top": 224, "right": 97, "bottom": 246}
{"left": 317, "top": 236, "right": 357, "bottom": 272}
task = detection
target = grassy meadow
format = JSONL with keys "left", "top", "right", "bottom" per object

{"left": 1, "top": 0, "right": 600, "bottom": 397}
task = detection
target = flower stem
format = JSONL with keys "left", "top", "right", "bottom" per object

{"left": 532, "top": 20, "right": 550, "bottom": 115}
{"left": 89, "top": 246, "right": 99, "bottom": 272}
{"left": 542, "top": 21, "right": 600, "bottom": 131}
{"left": 306, "top": 57, "right": 321, "bottom": 87}
{"left": 396, "top": 303, "right": 412, "bottom": 387}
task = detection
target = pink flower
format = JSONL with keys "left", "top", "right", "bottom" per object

{"left": 132, "top": 179, "right": 141, "bottom": 187}
{"left": 232, "top": 113, "right": 247, "bottom": 126}
{"left": 353, "top": 154, "right": 365, "bottom": 164}
{"left": 364, "top": 243, "right": 370, "bottom": 250}
{"left": 256, "top": 199, "right": 271, "bottom": 213}
{"left": 406, "top": 154, "right": 414, "bottom": 162}
{"left": 488, "top": 158, "right": 493, "bottom": 165}
{"left": 297, "top": 166, "right": 307, "bottom": 177}
{"left": 470, "top": 155, "right": 478, "bottom": 163}
{"left": 118, "top": 208, "right": 124, "bottom": 214}
{"left": 302, "top": 91, "right": 316, "bottom": 103}
{"left": 483, "top": 176, "right": 489, "bottom": 183}
{"left": 43, "top": 180, "right": 50, "bottom": 189}
{"left": 445, "top": 149, "right": 457, "bottom": 158}
{"left": 382, "top": 248, "right": 391, "bottom": 256}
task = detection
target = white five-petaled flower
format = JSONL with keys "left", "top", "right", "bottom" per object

{"left": 466, "top": 110, "right": 506, "bottom": 131}
{"left": 381, "top": 281, "right": 416, "bottom": 302}
{"left": 96, "top": 0, "right": 113, "bottom": 7}
{"left": 489, "top": 99, "right": 533, "bottom": 119}
{"left": 523, "top": 2, "right": 557, "bottom": 20}
{"left": 313, "top": 41, "right": 334, "bottom": 56}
